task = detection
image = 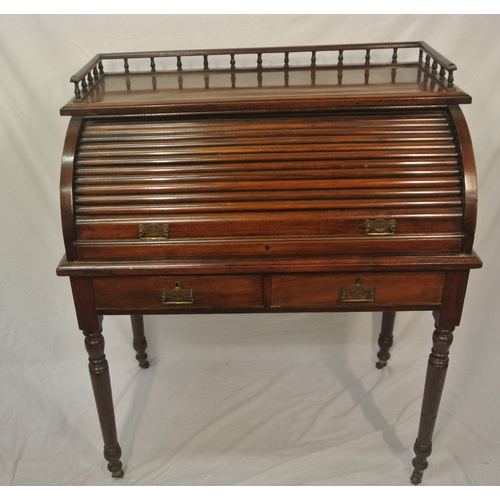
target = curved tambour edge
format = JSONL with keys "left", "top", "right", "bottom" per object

{"left": 60, "top": 116, "right": 84, "bottom": 261}
{"left": 59, "top": 106, "right": 478, "bottom": 263}
{"left": 448, "top": 105, "right": 478, "bottom": 254}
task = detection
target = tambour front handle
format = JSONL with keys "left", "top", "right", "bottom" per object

{"left": 139, "top": 223, "right": 170, "bottom": 241}
{"left": 364, "top": 219, "right": 396, "bottom": 236}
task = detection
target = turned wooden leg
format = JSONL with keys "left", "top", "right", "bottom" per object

{"left": 376, "top": 311, "right": 396, "bottom": 369}
{"left": 83, "top": 324, "right": 124, "bottom": 478}
{"left": 410, "top": 318, "right": 455, "bottom": 485}
{"left": 131, "top": 314, "right": 150, "bottom": 368}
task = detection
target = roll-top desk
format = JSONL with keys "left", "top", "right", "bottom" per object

{"left": 56, "top": 42, "right": 482, "bottom": 484}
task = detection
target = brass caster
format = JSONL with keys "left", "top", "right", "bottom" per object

{"left": 139, "top": 360, "right": 150, "bottom": 369}
{"left": 410, "top": 469, "right": 423, "bottom": 485}
{"left": 111, "top": 468, "right": 124, "bottom": 478}
{"left": 376, "top": 359, "right": 387, "bottom": 369}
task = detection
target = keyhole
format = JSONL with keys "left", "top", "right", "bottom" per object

{"left": 264, "top": 245, "right": 270, "bottom": 253}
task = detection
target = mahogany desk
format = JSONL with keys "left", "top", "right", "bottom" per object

{"left": 57, "top": 42, "right": 482, "bottom": 484}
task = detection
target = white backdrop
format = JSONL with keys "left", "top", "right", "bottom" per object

{"left": 1, "top": 14, "right": 499, "bottom": 487}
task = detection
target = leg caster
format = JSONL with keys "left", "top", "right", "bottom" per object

{"left": 410, "top": 439, "right": 432, "bottom": 484}
{"left": 104, "top": 442, "right": 124, "bottom": 478}
{"left": 111, "top": 468, "right": 125, "bottom": 478}
{"left": 410, "top": 469, "right": 423, "bottom": 485}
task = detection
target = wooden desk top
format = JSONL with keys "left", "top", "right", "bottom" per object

{"left": 60, "top": 42, "right": 471, "bottom": 116}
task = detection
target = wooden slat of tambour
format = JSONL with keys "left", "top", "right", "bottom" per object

{"left": 82, "top": 109, "right": 448, "bottom": 122}
{"left": 78, "top": 136, "right": 455, "bottom": 151}
{"left": 74, "top": 163, "right": 460, "bottom": 175}
{"left": 74, "top": 176, "right": 460, "bottom": 196}
{"left": 79, "top": 113, "right": 454, "bottom": 128}
{"left": 77, "top": 152, "right": 458, "bottom": 166}
{"left": 78, "top": 142, "right": 457, "bottom": 157}
{"left": 76, "top": 159, "right": 460, "bottom": 172}
{"left": 75, "top": 187, "right": 462, "bottom": 205}
{"left": 75, "top": 185, "right": 462, "bottom": 206}
{"left": 75, "top": 165, "right": 460, "bottom": 181}
{"left": 80, "top": 129, "right": 453, "bottom": 144}
{"left": 79, "top": 121, "right": 453, "bottom": 139}
{"left": 80, "top": 112, "right": 451, "bottom": 134}
{"left": 75, "top": 198, "right": 463, "bottom": 216}
{"left": 74, "top": 167, "right": 462, "bottom": 184}
{"left": 81, "top": 117, "right": 451, "bottom": 130}
{"left": 77, "top": 208, "right": 461, "bottom": 224}
{"left": 75, "top": 162, "right": 461, "bottom": 176}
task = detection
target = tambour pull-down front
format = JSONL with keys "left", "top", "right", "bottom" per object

{"left": 57, "top": 42, "right": 482, "bottom": 484}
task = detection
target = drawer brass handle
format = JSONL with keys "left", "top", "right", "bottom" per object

{"left": 161, "top": 281, "right": 195, "bottom": 305}
{"left": 364, "top": 218, "right": 396, "bottom": 236}
{"left": 139, "top": 223, "right": 169, "bottom": 241}
{"left": 339, "top": 278, "right": 375, "bottom": 302}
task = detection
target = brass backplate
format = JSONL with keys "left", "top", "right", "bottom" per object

{"left": 161, "top": 281, "right": 195, "bottom": 305}
{"left": 339, "top": 278, "right": 375, "bottom": 302}
{"left": 364, "top": 218, "right": 396, "bottom": 236}
{"left": 138, "top": 223, "right": 170, "bottom": 241}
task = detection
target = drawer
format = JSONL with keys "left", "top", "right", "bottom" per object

{"left": 271, "top": 272, "right": 445, "bottom": 309}
{"left": 93, "top": 275, "right": 263, "bottom": 312}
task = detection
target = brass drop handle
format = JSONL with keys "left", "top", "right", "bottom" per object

{"left": 161, "top": 281, "right": 195, "bottom": 305}
{"left": 339, "top": 278, "right": 375, "bottom": 302}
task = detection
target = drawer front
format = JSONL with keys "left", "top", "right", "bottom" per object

{"left": 271, "top": 272, "right": 445, "bottom": 309}
{"left": 93, "top": 275, "right": 263, "bottom": 312}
